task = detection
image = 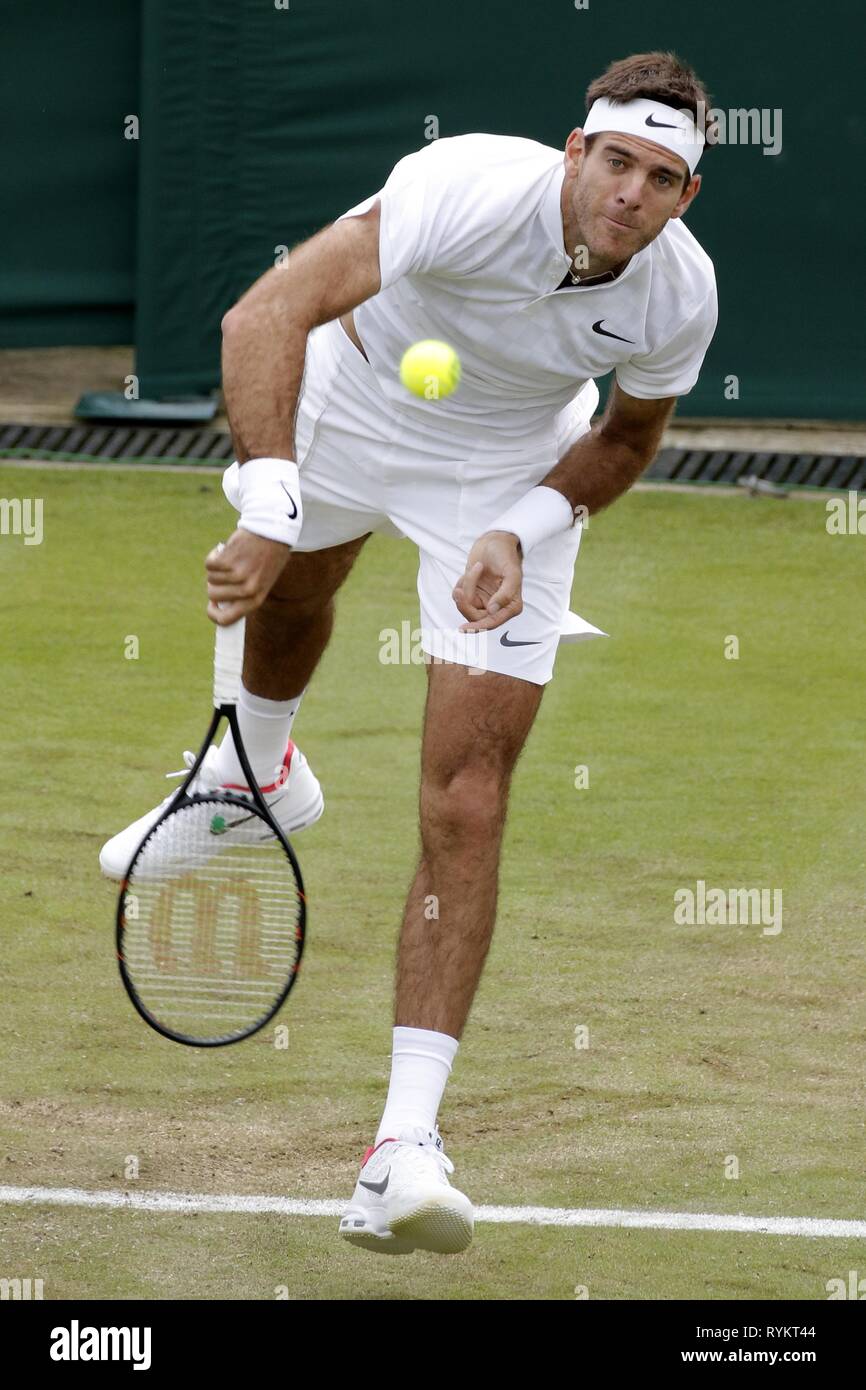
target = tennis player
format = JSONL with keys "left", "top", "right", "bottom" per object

{"left": 101, "top": 51, "right": 718, "bottom": 1256}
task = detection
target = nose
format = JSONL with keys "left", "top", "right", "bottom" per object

{"left": 616, "top": 172, "right": 644, "bottom": 207}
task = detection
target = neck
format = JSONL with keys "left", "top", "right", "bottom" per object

{"left": 566, "top": 238, "right": 631, "bottom": 283}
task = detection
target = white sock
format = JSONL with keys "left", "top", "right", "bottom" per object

{"left": 216, "top": 684, "right": 305, "bottom": 788}
{"left": 374, "top": 1026, "right": 459, "bottom": 1146}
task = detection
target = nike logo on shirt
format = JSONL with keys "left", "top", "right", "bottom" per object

{"left": 592, "top": 320, "right": 635, "bottom": 344}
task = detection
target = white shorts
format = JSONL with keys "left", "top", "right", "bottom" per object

{"left": 227, "top": 318, "right": 603, "bottom": 686}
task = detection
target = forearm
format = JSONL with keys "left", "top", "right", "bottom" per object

{"left": 470, "top": 386, "right": 673, "bottom": 622}
{"left": 220, "top": 208, "right": 382, "bottom": 466}
{"left": 539, "top": 420, "right": 652, "bottom": 517}
{"left": 221, "top": 301, "right": 308, "bottom": 465}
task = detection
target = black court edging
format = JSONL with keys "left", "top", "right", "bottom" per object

{"left": 0, "top": 422, "right": 864, "bottom": 490}
{"left": 645, "top": 446, "right": 866, "bottom": 492}
{"left": 0, "top": 421, "right": 234, "bottom": 467}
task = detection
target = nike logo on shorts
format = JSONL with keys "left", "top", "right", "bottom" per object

{"left": 500, "top": 631, "right": 541, "bottom": 647}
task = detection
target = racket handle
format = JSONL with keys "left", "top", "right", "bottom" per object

{"left": 211, "top": 541, "right": 246, "bottom": 706}
{"left": 214, "top": 617, "right": 246, "bottom": 706}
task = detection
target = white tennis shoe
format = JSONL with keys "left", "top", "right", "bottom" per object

{"left": 339, "top": 1124, "right": 474, "bottom": 1255}
{"left": 98, "top": 739, "right": 323, "bottom": 880}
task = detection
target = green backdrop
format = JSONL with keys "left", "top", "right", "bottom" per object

{"left": 0, "top": 2, "right": 139, "bottom": 347}
{"left": 1, "top": 0, "right": 862, "bottom": 418}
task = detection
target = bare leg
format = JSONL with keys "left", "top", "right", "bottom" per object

{"left": 395, "top": 659, "right": 544, "bottom": 1039}
{"left": 242, "top": 534, "right": 370, "bottom": 699}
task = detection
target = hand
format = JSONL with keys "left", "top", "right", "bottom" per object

{"left": 205, "top": 528, "right": 291, "bottom": 625}
{"left": 452, "top": 531, "right": 523, "bottom": 632}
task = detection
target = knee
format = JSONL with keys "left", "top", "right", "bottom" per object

{"left": 420, "top": 763, "right": 509, "bottom": 847}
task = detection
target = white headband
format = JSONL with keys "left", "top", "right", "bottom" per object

{"left": 582, "top": 96, "right": 704, "bottom": 175}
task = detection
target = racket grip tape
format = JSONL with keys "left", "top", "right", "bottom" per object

{"left": 214, "top": 617, "right": 246, "bottom": 706}
{"left": 211, "top": 540, "right": 246, "bottom": 705}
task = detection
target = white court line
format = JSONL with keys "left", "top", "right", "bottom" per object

{"left": 0, "top": 1185, "right": 863, "bottom": 1238}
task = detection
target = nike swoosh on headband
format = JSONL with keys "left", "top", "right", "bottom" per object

{"left": 645, "top": 114, "right": 680, "bottom": 129}
{"left": 592, "top": 320, "right": 635, "bottom": 344}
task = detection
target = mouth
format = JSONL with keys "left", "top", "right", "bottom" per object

{"left": 603, "top": 214, "right": 637, "bottom": 231}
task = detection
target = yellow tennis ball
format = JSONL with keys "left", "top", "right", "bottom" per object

{"left": 399, "top": 339, "right": 461, "bottom": 400}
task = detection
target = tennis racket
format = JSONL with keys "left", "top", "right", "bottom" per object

{"left": 116, "top": 615, "right": 306, "bottom": 1046}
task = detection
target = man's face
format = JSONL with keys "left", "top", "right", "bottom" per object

{"left": 562, "top": 128, "right": 701, "bottom": 269}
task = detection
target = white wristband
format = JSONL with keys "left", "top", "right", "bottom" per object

{"left": 487, "top": 485, "right": 576, "bottom": 556}
{"left": 230, "top": 457, "right": 303, "bottom": 548}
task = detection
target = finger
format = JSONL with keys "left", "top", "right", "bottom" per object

{"left": 458, "top": 592, "right": 523, "bottom": 633}
{"left": 452, "top": 583, "right": 489, "bottom": 624}
{"left": 484, "top": 567, "right": 520, "bottom": 616}
{"left": 205, "top": 577, "right": 251, "bottom": 602}
{"left": 207, "top": 597, "right": 250, "bottom": 626}
{"left": 205, "top": 547, "right": 234, "bottom": 575}
{"left": 457, "top": 565, "right": 521, "bottom": 627}
{"left": 453, "top": 560, "right": 483, "bottom": 608}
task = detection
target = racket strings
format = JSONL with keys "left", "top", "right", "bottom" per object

{"left": 120, "top": 797, "right": 303, "bottom": 1041}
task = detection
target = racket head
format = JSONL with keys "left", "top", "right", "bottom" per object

{"left": 116, "top": 783, "right": 306, "bottom": 1047}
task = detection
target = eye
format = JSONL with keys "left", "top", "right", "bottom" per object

{"left": 608, "top": 158, "right": 624, "bottom": 169}
{"left": 657, "top": 174, "right": 671, "bottom": 187}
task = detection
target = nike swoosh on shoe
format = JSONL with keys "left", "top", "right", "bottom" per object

{"left": 359, "top": 1170, "right": 390, "bottom": 1195}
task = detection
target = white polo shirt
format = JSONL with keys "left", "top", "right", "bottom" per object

{"left": 337, "top": 133, "right": 717, "bottom": 455}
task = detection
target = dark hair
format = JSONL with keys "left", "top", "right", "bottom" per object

{"left": 585, "top": 50, "right": 715, "bottom": 153}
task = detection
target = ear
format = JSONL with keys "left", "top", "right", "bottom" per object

{"left": 564, "top": 127, "right": 586, "bottom": 169}
{"left": 670, "top": 171, "right": 701, "bottom": 220}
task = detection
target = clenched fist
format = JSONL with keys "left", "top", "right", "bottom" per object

{"left": 205, "top": 528, "right": 291, "bottom": 625}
